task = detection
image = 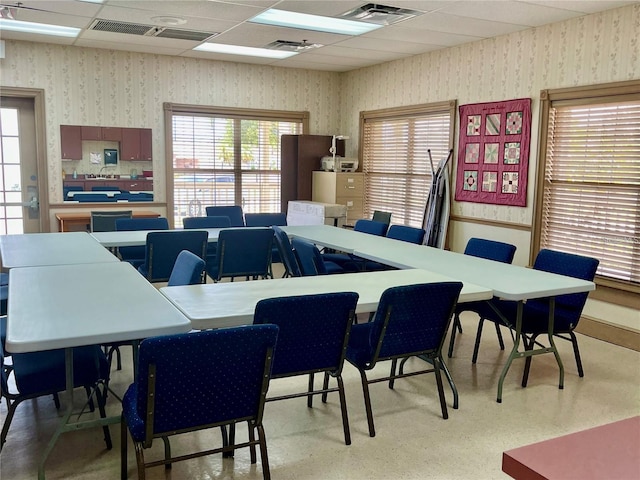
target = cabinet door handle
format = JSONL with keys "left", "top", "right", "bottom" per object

{"left": 345, "top": 185, "right": 355, "bottom": 189}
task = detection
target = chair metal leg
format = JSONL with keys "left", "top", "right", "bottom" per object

{"left": 388, "top": 358, "right": 398, "bottom": 389}
{"left": 95, "top": 383, "right": 112, "bottom": 450}
{"left": 161, "top": 437, "right": 171, "bottom": 470}
{"left": 133, "top": 441, "right": 147, "bottom": 480}
{"left": 447, "top": 314, "right": 461, "bottom": 358}
{"left": 357, "top": 369, "right": 376, "bottom": 437}
{"left": 521, "top": 334, "right": 536, "bottom": 388}
{"left": 221, "top": 424, "right": 233, "bottom": 458}
{"left": 569, "top": 331, "right": 584, "bottom": 377}
{"left": 248, "top": 422, "right": 257, "bottom": 464}
{"left": 256, "top": 424, "right": 271, "bottom": 480}
{"left": 472, "top": 318, "right": 485, "bottom": 364}
{"left": 307, "top": 372, "right": 314, "bottom": 408}
{"left": 0, "top": 397, "right": 21, "bottom": 449}
{"left": 53, "top": 392, "right": 61, "bottom": 409}
{"left": 336, "top": 374, "right": 351, "bottom": 445}
{"left": 321, "top": 372, "right": 329, "bottom": 403}
{"left": 456, "top": 316, "right": 463, "bottom": 333}
{"left": 495, "top": 321, "right": 505, "bottom": 350}
{"left": 432, "top": 357, "right": 448, "bottom": 420}
{"left": 120, "top": 416, "right": 128, "bottom": 480}
{"left": 438, "top": 355, "right": 459, "bottom": 409}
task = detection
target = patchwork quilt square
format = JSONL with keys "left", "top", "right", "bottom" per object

{"left": 484, "top": 143, "right": 499, "bottom": 164}
{"left": 465, "top": 143, "right": 480, "bottom": 163}
{"left": 482, "top": 172, "right": 497, "bottom": 192}
{"left": 464, "top": 170, "right": 478, "bottom": 191}
{"left": 467, "top": 115, "right": 481, "bottom": 136}
{"left": 485, "top": 114, "right": 500, "bottom": 135}
{"left": 502, "top": 172, "right": 519, "bottom": 194}
{"left": 506, "top": 111, "right": 523, "bottom": 134}
{"left": 504, "top": 142, "right": 521, "bottom": 164}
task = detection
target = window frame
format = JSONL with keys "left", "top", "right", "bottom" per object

{"left": 164, "top": 103, "right": 309, "bottom": 228}
{"left": 358, "top": 100, "right": 456, "bottom": 228}
{"left": 533, "top": 80, "right": 640, "bottom": 307}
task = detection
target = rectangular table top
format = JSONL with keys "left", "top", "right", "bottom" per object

{"left": 6, "top": 262, "right": 191, "bottom": 353}
{"left": 160, "top": 269, "right": 492, "bottom": 330}
{"left": 0, "top": 231, "right": 119, "bottom": 268}
{"left": 91, "top": 228, "right": 224, "bottom": 247}
{"left": 502, "top": 416, "right": 640, "bottom": 480}
{"left": 281, "top": 224, "right": 378, "bottom": 253}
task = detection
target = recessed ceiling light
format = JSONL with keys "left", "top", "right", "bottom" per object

{"left": 0, "top": 19, "right": 80, "bottom": 37}
{"left": 151, "top": 16, "right": 187, "bottom": 26}
{"left": 194, "top": 43, "right": 298, "bottom": 59}
{"left": 249, "top": 8, "right": 382, "bottom": 36}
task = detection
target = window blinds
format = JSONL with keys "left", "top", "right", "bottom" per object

{"left": 362, "top": 111, "right": 452, "bottom": 228}
{"left": 542, "top": 100, "right": 640, "bottom": 285}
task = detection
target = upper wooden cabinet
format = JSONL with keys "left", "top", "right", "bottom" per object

{"left": 60, "top": 125, "right": 82, "bottom": 160}
{"left": 81, "top": 126, "right": 122, "bottom": 141}
{"left": 121, "top": 127, "right": 152, "bottom": 161}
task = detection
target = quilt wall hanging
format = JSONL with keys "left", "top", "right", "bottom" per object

{"left": 454, "top": 98, "right": 532, "bottom": 207}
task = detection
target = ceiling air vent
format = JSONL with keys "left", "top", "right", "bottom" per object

{"left": 265, "top": 40, "right": 323, "bottom": 52}
{"left": 89, "top": 19, "right": 217, "bottom": 41}
{"left": 340, "top": 3, "right": 423, "bottom": 25}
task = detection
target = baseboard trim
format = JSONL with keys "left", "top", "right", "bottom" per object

{"left": 576, "top": 316, "right": 640, "bottom": 352}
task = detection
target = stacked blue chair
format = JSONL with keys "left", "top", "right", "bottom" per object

{"left": 115, "top": 217, "right": 169, "bottom": 269}
{"left": 205, "top": 205, "right": 245, "bottom": 227}
{"left": 447, "top": 238, "right": 517, "bottom": 358}
{"left": 474, "top": 249, "right": 599, "bottom": 386}
{"left": 1, "top": 341, "right": 111, "bottom": 450}
{"left": 272, "top": 226, "right": 301, "bottom": 277}
{"left": 291, "top": 237, "right": 343, "bottom": 275}
{"left": 345, "top": 282, "right": 463, "bottom": 437}
{"left": 207, "top": 227, "right": 274, "bottom": 282}
{"left": 120, "top": 325, "right": 279, "bottom": 480}
{"left": 253, "top": 292, "right": 358, "bottom": 445}
{"left": 183, "top": 216, "right": 231, "bottom": 270}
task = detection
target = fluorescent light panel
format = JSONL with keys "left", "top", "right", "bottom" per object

{"left": 249, "top": 8, "right": 382, "bottom": 35}
{"left": 194, "top": 43, "right": 297, "bottom": 59}
{"left": 0, "top": 19, "right": 80, "bottom": 37}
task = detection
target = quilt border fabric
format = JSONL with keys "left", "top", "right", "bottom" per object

{"left": 454, "top": 98, "right": 532, "bottom": 207}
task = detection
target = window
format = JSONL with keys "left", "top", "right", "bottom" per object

{"left": 0, "top": 107, "right": 23, "bottom": 234}
{"left": 534, "top": 80, "right": 640, "bottom": 298}
{"left": 165, "top": 104, "right": 307, "bottom": 227}
{"left": 360, "top": 101, "right": 455, "bottom": 228}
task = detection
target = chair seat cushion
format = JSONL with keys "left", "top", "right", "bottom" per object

{"left": 321, "top": 253, "right": 352, "bottom": 265}
{"left": 323, "top": 260, "right": 345, "bottom": 274}
{"left": 489, "top": 299, "right": 581, "bottom": 334}
{"left": 12, "top": 345, "right": 109, "bottom": 395}
{"left": 345, "top": 322, "right": 375, "bottom": 368}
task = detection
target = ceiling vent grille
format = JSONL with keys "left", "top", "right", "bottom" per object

{"left": 340, "top": 3, "right": 423, "bottom": 25}
{"left": 89, "top": 19, "right": 217, "bottom": 41}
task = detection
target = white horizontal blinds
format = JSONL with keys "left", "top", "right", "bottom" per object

{"left": 363, "top": 112, "right": 451, "bottom": 227}
{"left": 542, "top": 100, "right": 640, "bottom": 284}
{"left": 171, "top": 113, "right": 301, "bottom": 226}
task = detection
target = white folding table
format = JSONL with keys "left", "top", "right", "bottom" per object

{"left": 0, "top": 232, "right": 119, "bottom": 268}
{"left": 91, "top": 228, "right": 224, "bottom": 247}
{"left": 6, "top": 262, "right": 192, "bottom": 479}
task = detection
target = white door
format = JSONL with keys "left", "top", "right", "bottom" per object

{"left": 0, "top": 96, "right": 41, "bottom": 234}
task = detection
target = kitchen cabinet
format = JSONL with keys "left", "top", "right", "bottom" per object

{"left": 81, "top": 126, "right": 122, "bottom": 141}
{"left": 280, "top": 135, "right": 344, "bottom": 213}
{"left": 81, "top": 126, "right": 102, "bottom": 140}
{"left": 312, "top": 171, "right": 364, "bottom": 225}
{"left": 60, "top": 125, "right": 82, "bottom": 160}
{"left": 121, "top": 128, "right": 152, "bottom": 161}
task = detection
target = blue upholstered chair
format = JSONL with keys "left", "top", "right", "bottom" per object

{"left": 447, "top": 238, "right": 517, "bottom": 358}
{"left": 167, "top": 250, "right": 206, "bottom": 287}
{"left": 63, "top": 185, "right": 83, "bottom": 200}
{"left": 291, "top": 237, "right": 344, "bottom": 275}
{"left": 138, "top": 230, "right": 208, "bottom": 283}
{"left": 244, "top": 213, "right": 287, "bottom": 268}
{"left": 205, "top": 205, "right": 245, "bottom": 227}
{"left": 115, "top": 217, "right": 169, "bottom": 269}
{"left": 1, "top": 341, "right": 111, "bottom": 450}
{"left": 475, "top": 249, "right": 599, "bottom": 386}
{"left": 345, "top": 282, "right": 463, "bottom": 437}
{"left": 75, "top": 193, "right": 117, "bottom": 202}
{"left": 322, "top": 219, "right": 389, "bottom": 271}
{"left": 183, "top": 216, "right": 231, "bottom": 269}
{"left": 253, "top": 292, "right": 358, "bottom": 445}
{"left": 90, "top": 210, "right": 133, "bottom": 232}
{"left": 363, "top": 225, "right": 426, "bottom": 271}
{"left": 272, "top": 226, "right": 301, "bottom": 278}
{"left": 206, "top": 227, "right": 274, "bottom": 282}
{"left": 120, "top": 325, "right": 279, "bottom": 480}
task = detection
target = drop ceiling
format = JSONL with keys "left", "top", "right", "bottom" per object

{"left": 0, "top": 0, "right": 637, "bottom": 72}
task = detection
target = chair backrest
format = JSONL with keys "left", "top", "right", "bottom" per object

{"left": 291, "top": 237, "right": 326, "bottom": 276}
{"left": 183, "top": 216, "right": 231, "bottom": 229}
{"left": 125, "top": 192, "right": 154, "bottom": 202}
{"left": 214, "top": 227, "right": 274, "bottom": 280}
{"left": 90, "top": 210, "right": 133, "bottom": 232}
{"left": 115, "top": 217, "right": 169, "bottom": 232}
{"left": 528, "top": 249, "right": 599, "bottom": 328}
{"left": 464, "top": 238, "right": 517, "bottom": 264}
{"left": 133, "top": 325, "right": 278, "bottom": 441}
{"left": 75, "top": 193, "right": 117, "bottom": 202}
{"left": 143, "top": 230, "right": 208, "bottom": 283}
{"left": 386, "top": 225, "right": 426, "bottom": 244}
{"left": 253, "top": 292, "right": 358, "bottom": 377}
{"left": 354, "top": 219, "right": 388, "bottom": 236}
{"left": 244, "top": 213, "right": 287, "bottom": 227}
{"left": 205, "top": 205, "right": 245, "bottom": 227}
{"left": 167, "top": 250, "right": 206, "bottom": 286}
{"left": 272, "top": 226, "right": 301, "bottom": 277}
{"left": 366, "top": 282, "right": 463, "bottom": 365}
{"left": 372, "top": 210, "right": 392, "bottom": 225}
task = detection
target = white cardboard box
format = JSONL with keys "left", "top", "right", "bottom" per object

{"left": 287, "top": 201, "right": 347, "bottom": 227}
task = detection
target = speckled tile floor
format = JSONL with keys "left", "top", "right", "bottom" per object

{"left": 2, "top": 311, "right": 639, "bottom": 480}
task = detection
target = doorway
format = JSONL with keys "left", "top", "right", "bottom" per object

{"left": 0, "top": 88, "right": 48, "bottom": 233}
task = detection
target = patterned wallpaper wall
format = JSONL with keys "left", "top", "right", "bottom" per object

{"left": 340, "top": 3, "right": 640, "bottom": 226}
{"left": 1, "top": 43, "right": 342, "bottom": 203}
